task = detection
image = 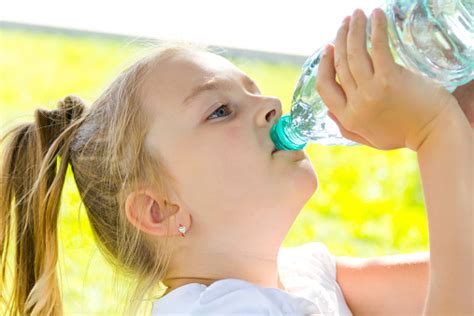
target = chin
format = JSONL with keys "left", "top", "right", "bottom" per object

{"left": 288, "top": 160, "right": 318, "bottom": 204}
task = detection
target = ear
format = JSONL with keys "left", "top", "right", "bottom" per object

{"left": 125, "top": 189, "right": 179, "bottom": 236}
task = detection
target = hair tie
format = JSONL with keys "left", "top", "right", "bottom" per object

{"left": 35, "top": 94, "right": 86, "bottom": 152}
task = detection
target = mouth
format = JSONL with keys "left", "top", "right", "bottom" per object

{"left": 272, "top": 146, "right": 306, "bottom": 159}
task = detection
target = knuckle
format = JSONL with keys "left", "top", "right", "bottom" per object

{"left": 347, "top": 50, "right": 358, "bottom": 63}
{"left": 361, "top": 74, "right": 392, "bottom": 103}
{"left": 364, "top": 80, "right": 386, "bottom": 103}
{"left": 377, "top": 75, "right": 391, "bottom": 90}
{"left": 371, "top": 37, "right": 384, "bottom": 50}
{"left": 348, "top": 26, "right": 361, "bottom": 39}
{"left": 361, "top": 89, "right": 378, "bottom": 104}
{"left": 376, "top": 57, "right": 396, "bottom": 77}
{"left": 371, "top": 33, "right": 386, "bottom": 48}
{"left": 376, "top": 15, "right": 387, "bottom": 29}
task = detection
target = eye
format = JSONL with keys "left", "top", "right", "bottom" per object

{"left": 207, "top": 104, "right": 232, "bottom": 120}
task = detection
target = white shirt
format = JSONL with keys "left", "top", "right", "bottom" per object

{"left": 151, "top": 242, "right": 353, "bottom": 315}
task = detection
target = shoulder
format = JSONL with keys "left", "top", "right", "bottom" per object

{"left": 279, "top": 241, "right": 337, "bottom": 280}
{"left": 278, "top": 242, "right": 353, "bottom": 316}
{"left": 151, "top": 278, "right": 306, "bottom": 315}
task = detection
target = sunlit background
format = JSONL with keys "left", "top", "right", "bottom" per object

{"left": 1, "top": 1, "right": 429, "bottom": 315}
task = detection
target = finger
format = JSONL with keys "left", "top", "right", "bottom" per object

{"left": 327, "top": 111, "right": 373, "bottom": 146}
{"left": 347, "top": 9, "right": 374, "bottom": 85}
{"left": 370, "top": 8, "right": 395, "bottom": 76}
{"left": 316, "top": 44, "right": 347, "bottom": 118}
{"left": 334, "top": 15, "right": 357, "bottom": 93}
{"left": 452, "top": 79, "right": 474, "bottom": 127}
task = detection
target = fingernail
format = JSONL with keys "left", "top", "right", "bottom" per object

{"left": 370, "top": 8, "right": 380, "bottom": 21}
{"left": 321, "top": 45, "right": 328, "bottom": 58}
{"left": 342, "top": 15, "right": 351, "bottom": 24}
{"left": 352, "top": 8, "right": 362, "bottom": 19}
{"left": 374, "top": 8, "right": 384, "bottom": 20}
{"left": 324, "top": 44, "right": 332, "bottom": 57}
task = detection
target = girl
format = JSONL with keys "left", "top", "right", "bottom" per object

{"left": 1, "top": 8, "right": 472, "bottom": 316}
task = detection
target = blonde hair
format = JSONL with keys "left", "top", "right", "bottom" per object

{"left": 0, "top": 40, "right": 215, "bottom": 315}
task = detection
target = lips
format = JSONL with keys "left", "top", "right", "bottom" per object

{"left": 272, "top": 147, "right": 306, "bottom": 160}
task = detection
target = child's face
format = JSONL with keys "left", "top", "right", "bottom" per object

{"left": 143, "top": 50, "right": 317, "bottom": 250}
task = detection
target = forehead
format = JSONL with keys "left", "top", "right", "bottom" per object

{"left": 142, "top": 51, "right": 242, "bottom": 114}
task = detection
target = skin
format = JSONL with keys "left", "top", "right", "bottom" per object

{"left": 124, "top": 50, "right": 318, "bottom": 295}
{"left": 452, "top": 79, "right": 474, "bottom": 129}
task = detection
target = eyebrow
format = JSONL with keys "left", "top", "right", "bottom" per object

{"left": 182, "top": 75, "right": 260, "bottom": 107}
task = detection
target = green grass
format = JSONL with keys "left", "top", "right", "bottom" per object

{"left": 0, "top": 28, "right": 429, "bottom": 315}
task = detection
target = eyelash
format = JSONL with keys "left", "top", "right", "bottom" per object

{"left": 207, "top": 104, "right": 233, "bottom": 120}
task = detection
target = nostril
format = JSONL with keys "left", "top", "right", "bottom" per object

{"left": 266, "top": 109, "right": 276, "bottom": 122}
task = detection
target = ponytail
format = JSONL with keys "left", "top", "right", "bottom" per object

{"left": 0, "top": 95, "right": 85, "bottom": 315}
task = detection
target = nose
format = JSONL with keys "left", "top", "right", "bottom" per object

{"left": 255, "top": 96, "right": 283, "bottom": 127}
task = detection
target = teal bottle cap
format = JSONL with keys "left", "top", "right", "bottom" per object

{"left": 270, "top": 114, "right": 308, "bottom": 151}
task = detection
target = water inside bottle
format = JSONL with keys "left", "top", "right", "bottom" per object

{"left": 384, "top": 0, "right": 473, "bottom": 91}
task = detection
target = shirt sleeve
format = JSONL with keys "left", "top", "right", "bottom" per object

{"left": 280, "top": 242, "right": 338, "bottom": 284}
{"left": 306, "top": 242, "right": 338, "bottom": 280}
{"left": 278, "top": 242, "right": 353, "bottom": 316}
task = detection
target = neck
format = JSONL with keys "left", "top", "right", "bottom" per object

{"left": 161, "top": 217, "right": 293, "bottom": 297}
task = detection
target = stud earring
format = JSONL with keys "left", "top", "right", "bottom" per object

{"left": 178, "top": 224, "right": 186, "bottom": 237}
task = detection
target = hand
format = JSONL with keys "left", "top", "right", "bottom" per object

{"left": 316, "top": 8, "right": 459, "bottom": 151}
{"left": 452, "top": 80, "right": 474, "bottom": 129}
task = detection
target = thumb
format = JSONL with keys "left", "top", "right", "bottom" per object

{"left": 327, "top": 111, "right": 373, "bottom": 147}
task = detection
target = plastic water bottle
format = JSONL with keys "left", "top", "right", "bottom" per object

{"left": 270, "top": 0, "right": 474, "bottom": 150}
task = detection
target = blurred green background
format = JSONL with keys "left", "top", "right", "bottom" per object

{"left": 0, "top": 28, "right": 429, "bottom": 315}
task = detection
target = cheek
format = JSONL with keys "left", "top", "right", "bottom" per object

{"left": 200, "top": 126, "right": 256, "bottom": 181}
{"left": 201, "top": 121, "right": 252, "bottom": 163}
{"left": 175, "top": 126, "right": 265, "bottom": 203}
